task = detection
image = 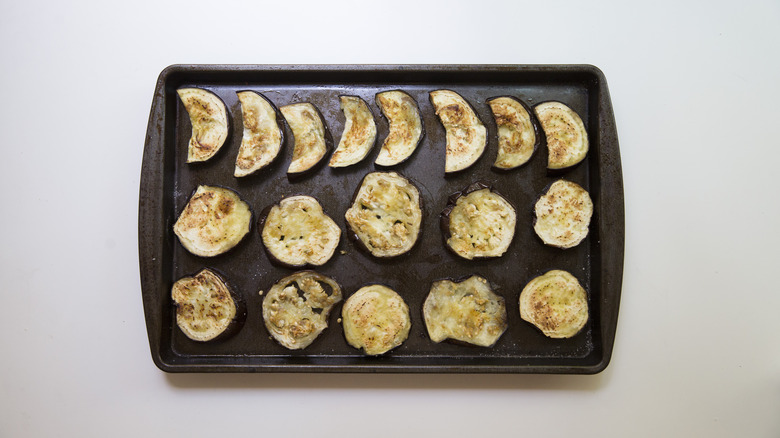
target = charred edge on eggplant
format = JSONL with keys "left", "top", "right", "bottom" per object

{"left": 177, "top": 88, "right": 231, "bottom": 163}
{"left": 171, "top": 268, "right": 246, "bottom": 342}
{"left": 534, "top": 101, "right": 589, "bottom": 173}
{"left": 341, "top": 284, "right": 411, "bottom": 355}
{"left": 280, "top": 102, "right": 332, "bottom": 177}
{"left": 519, "top": 269, "right": 589, "bottom": 339}
{"left": 533, "top": 179, "right": 593, "bottom": 249}
{"left": 234, "top": 90, "right": 285, "bottom": 177}
{"left": 329, "top": 95, "right": 377, "bottom": 168}
{"left": 374, "top": 90, "right": 425, "bottom": 167}
{"left": 429, "top": 90, "right": 487, "bottom": 174}
{"left": 486, "top": 96, "right": 542, "bottom": 171}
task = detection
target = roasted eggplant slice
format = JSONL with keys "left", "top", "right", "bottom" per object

{"left": 423, "top": 275, "right": 507, "bottom": 347}
{"left": 329, "top": 96, "right": 377, "bottom": 167}
{"left": 262, "top": 271, "right": 342, "bottom": 350}
{"left": 534, "top": 179, "right": 593, "bottom": 249}
{"left": 344, "top": 171, "right": 423, "bottom": 258}
{"left": 234, "top": 91, "right": 283, "bottom": 177}
{"left": 487, "top": 96, "right": 540, "bottom": 169}
{"left": 519, "top": 270, "right": 588, "bottom": 338}
{"left": 534, "top": 101, "right": 589, "bottom": 171}
{"left": 342, "top": 284, "right": 411, "bottom": 355}
{"left": 171, "top": 268, "right": 244, "bottom": 342}
{"left": 441, "top": 182, "right": 516, "bottom": 260}
{"left": 173, "top": 185, "right": 252, "bottom": 257}
{"left": 280, "top": 103, "right": 330, "bottom": 175}
{"left": 374, "top": 90, "right": 424, "bottom": 166}
{"left": 260, "top": 195, "right": 340, "bottom": 267}
{"left": 429, "top": 90, "right": 487, "bottom": 173}
{"left": 177, "top": 88, "right": 229, "bottom": 163}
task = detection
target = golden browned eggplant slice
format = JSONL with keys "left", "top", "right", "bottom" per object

{"left": 262, "top": 271, "right": 342, "bottom": 350}
{"left": 342, "top": 284, "right": 411, "bottom": 355}
{"left": 173, "top": 185, "right": 252, "bottom": 257}
{"left": 534, "top": 179, "right": 593, "bottom": 249}
{"left": 344, "top": 171, "right": 423, "bottom": 258}
{"left": 329, "top": 96, "right": 377, "bottom": 167}
{"left": 177, "top": 88, "right": 229, "bottom": 163}
{"left": 374, "top": 90, "right": 424, "bottom": 166}
{"left": 280, "top": 103, "right": 330, "bottom": 175}
{"left": 429, "top": 90, "right": 487, "bottom": 173}
{"left": 487, "top": 96, "right": 540, "bottom": 169}
{"left": 171, "top": 268, "right": 244, "bottom": 342}
{"left": 441, "top": 182, "right": 516, "bottom": 260}
{"left": 423, "top": 275, "right": 507, "bottom": 347}
{"left": 234, "top": 91, "right": 283, "bottom": 177}
{"left": 519, "top": 270, "right": 588, "bottom": 338}
{"left": 534, "top": 101, "right": 589, "bottom": 171}
{"left": 260, "top": 195, "right": 341, "bottom": 267}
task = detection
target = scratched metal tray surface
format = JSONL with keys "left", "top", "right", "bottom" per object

{"left": 139, "top": 64, "right": 624, "bottom": 373}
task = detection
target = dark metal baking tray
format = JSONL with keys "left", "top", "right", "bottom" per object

{"left": 139, "top": 64, "right": 623, "bottom": 373}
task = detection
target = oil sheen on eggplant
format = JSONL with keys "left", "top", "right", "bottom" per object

{"left": 519, "top": 270, "right": 588, "bottom": 338}
{"left": 329, "top": 96, "right": 376, "bottom": 167}
{"left": 177, "top": 88, "right": 230, "bottom": 163}
{"left": 280, "top": 103, "right": 330, "bottom": 175}
{"left": 342, "top": 284, "right": 411, "bottom": 355}
{"left": 374, "top": 90, "right": 424, "bottom": 166}
{"left": 487, "top": 96, "right": 540, "bottom": 170}
{"left": 429, "top": 90, "right": 487, "bottom": 173}
{"left": 235, "top": 91, "right": 283, "bottom": 177}
{"left": 171, "top": 268, "right": 244, "bottom": 342}
{"left": 534, "top": 101, "right": 588, "bottom": 171}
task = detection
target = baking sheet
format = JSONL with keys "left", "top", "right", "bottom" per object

{"left": 139, "top": 64, "right": 624, "bottom": 373}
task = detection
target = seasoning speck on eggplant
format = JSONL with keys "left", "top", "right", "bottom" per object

{"left": 534, "top": 179, "right": 593, "bottom": 249}
{"left": 173, "top": 185, "right": 252, "bottom": 257}
{"left": 177, "top": 88, "right": 229, "bottom": 163}
{"left": 260, "top": 196, "right": 341, "bottom": 267}
{"left": 329, "top": 96, "right": 377, "bottom": 167}
{"left": 171, "top": 268, "right": 243, "bottom": 342}
{"left": 374, "top": 90, "right": 424, "bottom": 166}
{"left": 423, "top": 275, "right": 507, "bottom": 347}
{"left": 280, "top": 103, "right": 330, "bottom": 175}
{"left": 235, "top": 91, "right": 283, "bottom": 177}
{"left": 429, "top": 90, "right": 487, "bottom": 173}
{"left": 520, "top": 270, "right": 588, "bottom": 338}
{"left": 263, "top": 271, "right": 342, "bottom": 350}
{"left": 487, "top": 96, "right": 540, "bottom": 169}
{"left": 342, "top": 284, "right": 411, "bottom": 355}
{"left": 534, "top": 101, "right": 588, "bottom": 171}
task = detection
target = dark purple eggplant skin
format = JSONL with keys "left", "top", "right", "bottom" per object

{"left": 172, "top": 268, "right": 247, "bottom": 343}
{"left": 285, "top": 103, "right": 333, "bottom": 180}
{"left": 234, "top": 90, "right": 286, "bottom": 178}
{"left": 533, "top": 100, "right": 588, "bottom": 176}
{"left": 179, "top": 88, "right": 232, "bottom": 165}
{"left": 373, "top": 90, "right": 426, "bottom": 168}
{"left": 486, "top": 95, "right": 544, "bottom": 172}
{"left": 345, "top": 171, "right": 424, "bottom": 261}
{"left": 439, "top": 181, "right": 516, "bottom": 260}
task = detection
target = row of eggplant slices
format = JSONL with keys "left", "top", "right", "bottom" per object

{"left": 175, "top": 87, "right": 589, "bottom": 175}
{"left": 171, "top": 267, "right": 589, "bottom": 353}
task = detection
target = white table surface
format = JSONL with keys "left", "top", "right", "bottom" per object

{"left": 1, "top": 0, "right": 778, "bottom": 436}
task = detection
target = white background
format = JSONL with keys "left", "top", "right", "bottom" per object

{"left": 1, "top": 0, "right": 778, "bottom": 436}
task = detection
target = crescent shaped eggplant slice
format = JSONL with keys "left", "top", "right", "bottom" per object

{"left": 423, "top": 275, "right": 507, "bottom": 347}
{"left": 342, "top": 284, "right": 411, "bottom": 355}
{"left": 344, "top": 171, "right": 423, "bottom": 258}
{"left": 429, "top": 90, "right": 487, "bottom": 173}
{"left": 234, "top": 91, "right": 283, "bottom": 177}
{"left": 260, "top": 195, "right": 341, "bottom": 267}
{"left": 534, "top": 101, "right": 589, "bottom": 171}
{"left": 280, "top": 103, "right": 330, "bottom": 175}
{"left": 173, "top": 185, "right": 252, "bottom": 257}
{"left": 441, "top": 182, "right": 516, "bottom": 260}
{"left": 177, "top": 88, "right": 229, "bottom": 163}
{"left": 487, "top": 96, "right": 540, "bottom": 169}
{"left": 262, "top": 271, "right": 342, "bottom": 350}
{"left": 374, "top": 91, "right": 424, "bottom": 166}
{"left": 171, "top": 268, "right": 245, "bottom": 342}
{"left": 519, "top": 270, "right": 588, "bottom": 338}
{"left": 534, "top": 179, "right": 593, "bottom": 249}
{"left": 329, "top": 96, "right": 377, "bottom": 167}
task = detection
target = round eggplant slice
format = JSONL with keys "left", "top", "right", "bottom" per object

{"left": 423, "top": 275, "right": 507, "bottom": 347}
{"left": 234, "top": 91, "right": 283, "bottom": 177}
{"left": 262, "top": 271, "right": 342, "bottom": 350}
{"left": 177, "top": 88, "right": 229, "bottom": 163}
{"left": 519, "top": 270, "right": 588, "bottom": 338}
{"left": 329, "top": 96, "right": 377, "bottom": 168}
{"left": 534, "top": 179, "right": 593, "bottom": 249}
{"left": 342, "top": 284, "right": 411, "bottom": 355}
{"left": 487, "top": 96, "right": 540, "bottom": 170}
{"left": 534, "top": 101, "right": 589, "bottom": 171}
{"left": 173, "top": 185, "right": 252, "bottom": 257}
{"left": 171, "top": 268, "right": 243, "bottom": 342}
{"left": 260, "top": 195, "right": 341, "bottom": 267}
{"left": 441, "top": 182, "right": 516, "bottom": 260}
{"left": 280, "top": 103, "right": 330, "bottom": 175}
{"left": 429, "top": 90, "right": 487, "bottom": 173}
{"left": 344, "top": 171, "right": 423, "bottom": 258}
{"left": 374, "top": 90, "right": 424, "bottom": 166}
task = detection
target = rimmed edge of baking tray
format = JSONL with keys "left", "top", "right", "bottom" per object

{"left": 139, "top": 64, "right": 624, "bottom": 373}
